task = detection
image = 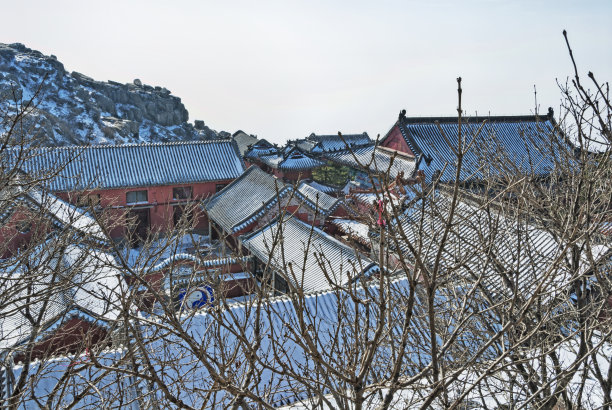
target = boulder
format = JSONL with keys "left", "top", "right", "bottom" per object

{"left": 0, "top": 42, "right": 215, "bottom": 146}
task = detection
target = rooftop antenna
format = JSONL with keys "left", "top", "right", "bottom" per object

{"left": 533, "top": 84, "right": 539, "bottom": 116}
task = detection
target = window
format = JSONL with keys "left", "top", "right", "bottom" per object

{"left": 215, "top": 184, "right": 228, "bottom": 192}
{"left": 126, "top": 190, "right": 148, "bottom": 204}
{"left": 173, "top": 205, "right": 194, "bottom": 229}
{"left": 173, "top": 186, "right": 192, "bottom": 200}
{"left": 78, "top": 194, "right": 101, "bottom": 207}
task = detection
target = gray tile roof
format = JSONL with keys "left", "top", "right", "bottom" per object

{"left": 326, "top": 145, "right": 416, "bottom": 179}
{"left": 15, "top": 140, "right": 245, "bottom": 192}
{"left": 259, "top": 148, "right": 326, "bottom": 171}
{"left": 244, "top": 140, "right": 277, "bottom": 160}
{"left": 331, "top": 219, "right": 371, "bottom": 245}
{"left": 241, "top": 215, "right": 376, "bottom": 292}
{"left": 386, "top": 112, "right": 566, "bottom": 182}
{"left": 13, "top": 276, "right": 415, "bottom": 408}
{"left": 231, "top": 131, "right": 259, "bottom": 157}
{"left": 150, "top": 253, "right": 252, "bottom": 272}
{"left": 292, "top": 133, "right": 373, "bottom": 154}
{"left": 295, "top": 139, "right": 317, "bottom": 153}
{"left": 13, "top": 267, "right": 610, "bottom": 408}
{"left": 302, "top": 180, "right": 339, "bottom": 194}
{"left": 0, "top": 187, "right": 107, "bottom": 243}
{"left": 306, "top": 133, "right": 372, "bottom": 153}
{"left": 297, "top": 181, "right": 343, "bottom": 214}
{"left": 205, "top": 166, "right": 288, "bottom": 233}
{"left": 0, "top": 242, "right": 124, "bottom": 350}
{"left": 390, "top": 192, "right": 609, "bottom": 300}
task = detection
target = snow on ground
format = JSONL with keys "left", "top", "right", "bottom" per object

{"left": 119, "top": 233, "right": 213, "bottom": 270}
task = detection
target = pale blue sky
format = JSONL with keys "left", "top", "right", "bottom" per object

{"left": 2, "top": 0, "right": 611, "bottom": 143}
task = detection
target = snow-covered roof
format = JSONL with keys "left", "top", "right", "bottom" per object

{"left": 150, "top": 253, "right": 251, "bottom": 272}
{"left": 28, "top": 189, "right": 106, "bottom": 242}
{"left": 16, "top": 140, "right": 245, "bottom": 191}
{"left": 8, "top": 268, "right": 612, "bottom": 408}
{"left": 0, "top": 186, "right": 107, "bottom": 243}
{"left": 244, "top": 140, "right": 277, "bottom": 160}
{"left": 390, "top": 192, "right": 611, "bottom": 300}
{"left": 302, "top": 180, "right": 339, "bottom": 194}
{"left": 231, "top": 131, "right": 259, "bottom": 157}
{"left": 8, "top": 278, "right": 410, "bottom": 407}
{"left": 331, "top": 219, "right": 371, "bottom": 245}
{"left": 241, "top": 215, "right": 376, "bottom": 292}
{"left": 326, "top": 145, "right": 416, "bottom": 179}
{"left": 278, "top": 334, "right": 612, "bottom": 409}
{"left": 259, "top": 148, "right": 326, "bottom": 171}
{"left": 350, "top": 190, "right": 403, "bottom": 213}
{"left": 297, "top": 181, "right": 343, "bottom": 214}
{"left": 63, "top": 245, "right": 124, "bottom": 321}
{"left": 302, "top": 132, "right": 373, "bottom": 153}
{"left": 205, "top": 166, "right": 289, "bottom": 233}
{"left": 294, "top": 139, "right": 317, "bottom": 153}
{"left": 0, "top": 241, "right": 124, "bottom": 350}
{"left": 11, "top": 307, "right": 612, "bottom": 408}
{"left": 387, "top": 112, "right": 563, "bottom": 182}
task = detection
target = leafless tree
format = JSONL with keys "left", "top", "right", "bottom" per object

{"left": 0, "top": 79, "right": 134, "bottom": 409}
{"left": 2, "top": 31, "right": 610, "bottom": 410}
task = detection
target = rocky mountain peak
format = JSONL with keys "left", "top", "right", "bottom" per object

{"left": 0, "top": 43, "right": 218, "bottom": 145}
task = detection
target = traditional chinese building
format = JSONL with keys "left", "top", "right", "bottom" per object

{"left": 255, "top": 146, "right": 326, "bottom": 182}
{"left": 380, "top": 108, "right": 561, "bottom": 183}
{"left": 241, "top": 215, "right": 377, "bottom": 293}
{"left": 0, "top": 243, "right": 124, "bottom": 362}
{"left": 324, "top": 144, "right": 416, "bottom": 189}
{"left": 231, "top": 130, "right": 259, "bottom": 158}
{"left": 205, "top": 166, "right": 349, "bottom": 243}
{"left": 0, "top": 187, "right": 107, "bottom": 258}
{"left": 133, "top": 253, "right": 255, "bottom": 312}
{"left": 294, "top": 132, "right": 372, "bottom": 155}
{"left": 18, "top": 140, "right": 245, "bottom": 241}
{"left": 243, "top": 139, "right": 277, "bottom": 166}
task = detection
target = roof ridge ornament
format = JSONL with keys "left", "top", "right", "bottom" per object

{"left": 399, "top": 109, "right": 407, "bottom": 121}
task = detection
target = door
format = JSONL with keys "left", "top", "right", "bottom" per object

{"left": 173, "top": 205, "right": 184, "bottom": 228}
{"left": 128, "top": 208, "right": 150, "bottom": 246}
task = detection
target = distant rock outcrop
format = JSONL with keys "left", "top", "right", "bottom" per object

{"left": 0, "top": 43, "right": 218, "bottom": 145}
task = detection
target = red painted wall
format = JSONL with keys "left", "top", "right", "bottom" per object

{"left": 14, "top": 318, "right": 108, "bottom": 362}
{"left": 382, "top": 125, "right": 414, "bottom": 156}
{"left": 323, "top": 206, "right": 351, "bottom": 235}
{"left": 0, "top": 207, "right": 51, "bottom": 258}
{"left": 272, "top": 169, "right": 313, "bottom": 182}
{"left": 60, "top": 180, "right": 234, "bottom": 240}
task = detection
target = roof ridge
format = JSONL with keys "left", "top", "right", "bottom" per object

{"left": 205, "top": 165, "right": 260, "bottom": 207}
{"left": 205, "top": 165, "right": 288, "bottom": 232}
{"left": 231, "top": 186, "right": 292, "bottom": 232}
{"left": 32, "top": 139, "right": 229, "bottom": 151}
{"left": 179, "top": 274, "right": 406, "bottom": 324}
{"left": 243, "top": 213, "right": 357, "bottom": 254}
{"left": 400, "top": 113, "right": 552, "bottom": 124}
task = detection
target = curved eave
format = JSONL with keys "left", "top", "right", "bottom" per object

{"left": 231, "top": 187, "right": 293, "bottom": 233}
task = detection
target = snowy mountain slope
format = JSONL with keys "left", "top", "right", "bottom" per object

{"left": 0, "top": 43, "right": 218, "bottom": 146}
